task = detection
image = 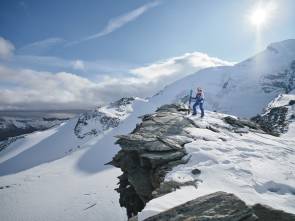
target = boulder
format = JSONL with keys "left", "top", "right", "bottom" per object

{"left": 143, "top": 192, "right": 257, "bottom": 221}
{"left": 252, "top": 204, "right": 295, "bottom": 221}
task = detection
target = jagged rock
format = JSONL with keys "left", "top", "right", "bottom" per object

{"left": 251, "top": 106, "right": 289, "bottom": 136}
{"left": 112, "top": 104, "right": 197, "bottom": 217}
{"left": 252, "top": 204, "right": 295, "bottom": 221}
{"left": 206, "top": 125, "right": 220, "bottom": 133}
{"left": 251, "top": 94, "right": 295, "bottom": 136}
{"left": 152, "top": 180, "right": 198, "bottom": 198}
{"left": 74, "top": 97, "right": 135, "bottom": 139}
{"left": 143, "top": 191, "right": 257, "bottom": 221}
{"left": 223, "top": 116, "right": 260, "bottom": 130}
{"left": 140, "top": 151, "right": 186, "bottom": 169}
{"left": 191, "top": 168, "right": 201, "bottom": 175}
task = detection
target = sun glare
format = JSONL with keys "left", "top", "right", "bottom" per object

{"left": 250, "top": 8, "right": 267, "bottom": 27}
{"left": 248, "top": 1, "right": 277, "bottom": 29}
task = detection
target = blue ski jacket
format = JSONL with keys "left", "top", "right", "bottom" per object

{"left": 194, "top": 92, "right": 204, "bottom": 104}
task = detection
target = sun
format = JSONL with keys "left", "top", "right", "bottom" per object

{"left": 250, "top": 8, "right": 268, "bottom": 27}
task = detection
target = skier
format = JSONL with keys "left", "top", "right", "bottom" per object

{"left": 192, "top": 87, "right": 205, "bottom": 117}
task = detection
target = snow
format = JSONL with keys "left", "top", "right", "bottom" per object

{"left": 0, "top": 148, "right": 126, "bottom": 221}
{"left": 75, "top": 97, "right": 138, "bottom": 139}
{"left": 139, "top": 112, "right": 295, "bottom": 220}
{"left": 0, "top": 126, "right": 58, "bottom": 164}
{"left": 149, "top": 40, "right": 295, "bottom": 117}
{"left": 0, "top": 39, "right": 295, "bottom": 220}
{"left": 266, "top": 93, "right": 295, "bottom": 109}
{"left": 0, "top": 99, "right": 155, "bottom": 221}
{"left": 138, "top": 186, "right": 200, "bottom": 220}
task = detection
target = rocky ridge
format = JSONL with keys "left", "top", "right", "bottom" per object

{"left": 0, "top": 116, "right": 68, "bottom": 142}
{"left": 110, "top": 104, "right": 197, "bottom": 217}
{"left": 111, "top": 100, "right": 295, "bottom": 220}
{"left": 110, "top": 103, "right": 267, "bottom": 217}
{"left": 251, "top": 93, "right": 295, "bottom": 136}
{"left": 74, "top": 97, "right": 135, "bottom": 139}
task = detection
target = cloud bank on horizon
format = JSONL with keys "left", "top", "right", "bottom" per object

{"left": 0, "top": 36, "right": 233, "bottom": 110}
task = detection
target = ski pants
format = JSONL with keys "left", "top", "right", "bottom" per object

{"left": 193, "top": 102, "right": 204, "bottom": 117}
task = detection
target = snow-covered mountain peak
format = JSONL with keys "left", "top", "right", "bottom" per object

{"left": 266, "top": 39, "right": 295, "bottom": 55}
{"left": 74, "top": 97, "right": 137, "bottom": 139}
{"left": 148, "top": 39, "right": 295, "bottom": 118}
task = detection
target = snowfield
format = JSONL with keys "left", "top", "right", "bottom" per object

{"left": 139, "top": 110, "right": 295, "bottom": 220}
{"left": 0, "top": 148, "right": 126, "bottom": 221}
{"left": 0, "top": 98, "right": 153, "bottom": 221}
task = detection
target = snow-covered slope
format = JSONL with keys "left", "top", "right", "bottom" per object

{"left": 0, "top": 39, "right": 294, "bottom": 221}
{"left": 0, "top": 97, "right": 139, "bottom": 175}
{"left": 150, "top": 39, "right": 295, "bottom": 117}
{"left": 0, "top": 97, "right": 149, "bottom": 221}
{"left": 0, "top": 145, "right": 127, "bottom": 221}
{"left": 138, "top": 95, "right": 295, "bottom": 220}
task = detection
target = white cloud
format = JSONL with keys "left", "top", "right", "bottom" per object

{"left": 67, "top": 1, "right": 161, "bottom": 46}
{"left": 130, "top": 52, "right": 235, "bottom": 81}
{"left": 18, "top": 38, "right": 65, "bottom": 55}
{"left": 72, "top": 60, "right": 85, "bottom": 70}
{"left": 0, "top": 37, "right": 15, "bottom": 59}
{"left": 0, "top": 52, "right": 233, "bottom": 110}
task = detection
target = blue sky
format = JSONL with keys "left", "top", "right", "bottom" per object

{"left": 0, "top": 0, "right": 294, "bottom": 109}
{"left": 1, "top": 0, "right": 294, "bottom": 63}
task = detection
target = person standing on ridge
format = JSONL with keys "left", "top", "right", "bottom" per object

{"left": 192, "top": 87, "right": 205, "bottom": 117}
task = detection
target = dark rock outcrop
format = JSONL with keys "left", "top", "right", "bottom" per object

{"left": 224, "top": 96, "right": 295, "bottom": 136}
{"left": 223, "top": 116, "right": 261, "bottom": 130}
{"left": 251, "top": 96, "right": 295, "bottom": 136}
{"left": 144, "top": 191, "right": 257, "bottom": 221}
{"left": 223, "top": 116, "right": 264, "bottom": 135}
{"left": 252, "top": 203, "right": 295, "bottom": 221}
{"left": 251, "top": 106, "right": 289, "bottom": 136}
{"left": 111, "top": 104, "right": 196, "bottom": 217}
{"left": 142, "top": 191, "right": 295, "bottom": 221}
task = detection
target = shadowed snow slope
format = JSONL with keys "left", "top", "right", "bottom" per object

{"left": 0, "top": 97, "right": 139, "bottom": 176}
